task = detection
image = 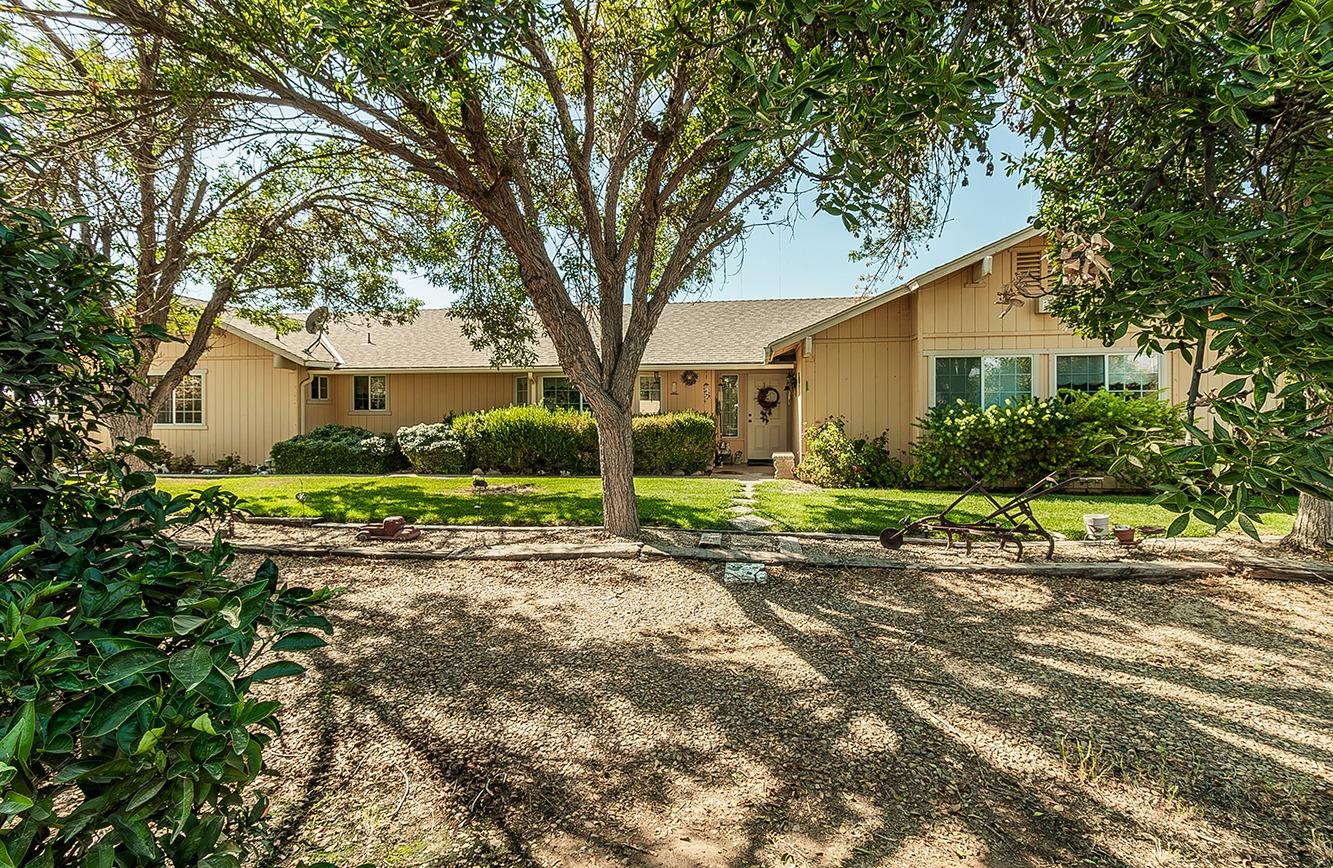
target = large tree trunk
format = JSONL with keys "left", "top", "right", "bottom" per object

{"left": 590, "top": 401, "right": 639, "bottom": 538}
{"left": 1284, "top": 492, "right": 1333, "bottom": 553}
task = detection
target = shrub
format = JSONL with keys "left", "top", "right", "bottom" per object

{"left": 166, "top": 451, "right": 198, "bottom": 473}
{"left": 910, "top": 390, "right": 1185, "bottom": 488}
{"left": 0, "top": 200, "right": 330, "bottom": 865}
{"left": 139, "top": 440, "right": 173, "bottom": 470}
{"left": 270, "top": 423, "right": 404, "bottom": 474}
{"left": 797, "top": 418, "right": 907, "bottom": 488}
{"left": 216, "top": 452, "right": 254, "bottom": 474}
{"left": 397, "top": 422, "right": 468, "bottom": 473}
{"left": 632, "top": 411, "right": 716, "bottom": 474}
{"left": 454, "top": 405, "right": 599, "bottom": 473}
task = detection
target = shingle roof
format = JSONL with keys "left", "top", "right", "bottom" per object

{"left": 221, "top": 296, "right": 860, "bottom": 370}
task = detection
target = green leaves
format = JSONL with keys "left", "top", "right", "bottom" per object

{"left": 169, "top": 646, "right": 215, "bottom": 691}
{"left": 0, "top": 208, "right": 332, "bottom": 867}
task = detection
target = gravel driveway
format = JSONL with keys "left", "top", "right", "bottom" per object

{"left": 248, "top": 555, "right": 1333, "bottom": 867}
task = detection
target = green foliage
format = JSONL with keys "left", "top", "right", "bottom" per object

{"left": 910, "top": 392, "right": 1185, "bottom": 489}
{"left": 396, "top": 423, "right": 468, "bottom": 474}
{"left": 797, "top": 418, "right": 907, "bottom": 489}
{"left": 631, "top": 411, "right": 717, "bottom": 475}
{"left": 215, "top": 453, "right": 254, "bottom": 474}
{"left": 0, "top": 200, "right": 330, "bottom": 865}
{"left": 269, "top": 424, "right": 405, "bottom": 474}
{"left": 451, "top": 407, "right": 599, "bottom": 475}
{"left": 395, "top": 410, "right": 717, "bottom": 476}
{"left": 1017, "top": 0, "right": 1333, "bottom": 533}
{"left": 166, "top": 452, "right": 199, "bottom": 474}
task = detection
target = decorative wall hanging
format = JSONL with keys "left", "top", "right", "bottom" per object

{"left": 756, "top": 386, "right": 781, "bottom": 423}
{"left": 681, "top": 370, "right": 698, "bottom": 386}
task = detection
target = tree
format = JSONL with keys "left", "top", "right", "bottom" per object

{"left": 1008, "top": 0, "right": 1333, "bottom": 549}
{"left": 1, "top": 7, "right": 431, "bottom": 447}
{"left": 98, "top": 0, "right": 1021, "bottom": 535}
{"left": 0, "top": 184, "right": 332, "bottom": 864}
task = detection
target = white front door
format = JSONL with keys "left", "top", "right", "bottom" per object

{"left": 746, "top": 373, "right": 790, "bottom": 460}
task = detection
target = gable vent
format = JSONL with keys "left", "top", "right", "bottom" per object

{"left": 1014, "top": 250, "right": 1045, "bottom": 279}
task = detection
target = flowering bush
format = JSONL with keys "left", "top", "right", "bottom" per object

{"left": 910, "top": 390, "right": 1184, "bottom": 488}
{"left": 797, "top": 418, "right": 907, "bottom": 488}
{"left": 397, "top": 422, "right": 468, "bottom": 473}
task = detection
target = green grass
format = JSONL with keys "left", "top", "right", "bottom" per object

{"left": 156, "top": 474, "right": 741, "bottom": 529}
{"left": 752, "top": 481, "right": 1296, "bottom": 539}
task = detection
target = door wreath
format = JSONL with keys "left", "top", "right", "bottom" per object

{"left": 756, "top": 386, "right": 781, "bottom": 423}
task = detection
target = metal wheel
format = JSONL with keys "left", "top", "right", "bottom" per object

{"left": 879, "top": 527, "right": 906, "bottom": 550}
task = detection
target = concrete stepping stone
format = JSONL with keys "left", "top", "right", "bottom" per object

{"left": 776, "top": 536, "right": 803, "bottom": 556}
{"left": 728, "top": 514, "right": 773, "bottom": 532}
{"left": 699, "top": 532, "right": 723, "bottom": 548}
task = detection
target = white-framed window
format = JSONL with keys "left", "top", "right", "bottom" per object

{"left": 541, "top": 376, "right": 585, "bottom": 411}
{"left": 352, "top": 375, "right": 387, "bottom": 411}
{"left": 932, "top": 355, "right": 1034, "bottom": 408}
{"left": 309, "top": 375, "right": 329, "bottom": 401}
{"left": 638, "top": 374, "right": 662, "bottom": 414}
{"left": 1055, "top": 352, "right": 1162, "bottom": 398}
{"left": 717, "top": 374, "right": 740, "bottom": 437}
{"left": 149, "top": 373, "right": 204, "bottom": 426}
{"left": 514, "top": 375, "right": 530, "bottom": 406}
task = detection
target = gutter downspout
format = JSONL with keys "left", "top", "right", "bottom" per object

{"left": 298, "top": 372, "right": 312, "bottom": 437}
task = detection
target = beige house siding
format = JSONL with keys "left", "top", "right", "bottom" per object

{"left": 793, "top": 234, "right": 1218, "bottom": 462}
{"left": 147, "top": 329, "right": 300, "bottom": 466}
{"left": 309, "top": 371, "right": 516, "bottom": 436}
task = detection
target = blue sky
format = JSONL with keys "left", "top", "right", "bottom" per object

{"left": 402, "top": 126, "right": 1036, "bottom": 306}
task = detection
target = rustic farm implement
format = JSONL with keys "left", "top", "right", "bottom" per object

{"left": 880, "top": 471, "right": 1090, "bottom": 560}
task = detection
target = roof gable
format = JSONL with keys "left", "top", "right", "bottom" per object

{"left": 764, "top": 226, "right": 1043, "bottom": 359}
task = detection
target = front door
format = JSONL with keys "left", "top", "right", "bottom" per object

{"left": 746, "top": 373, "right": 790, "bottom": 461}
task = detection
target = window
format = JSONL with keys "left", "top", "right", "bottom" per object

{"left": 309, "top": 375, "right": 329, "bottom": 401}
{"left": 717, "top": 375, "right": 739, "bottom": 437}
{"left": 638, "top": 375, "right": 662, "bottom": 414}
{"left": 149, "top": 373, "right": 204, "bottom": 425}
{"left": 514, "top": 375, "right": 530, "bottom": 406}
{"left": 353, "top": 375, "right": 387, "bottom": 411}
{"left": 933, "top": 356, "right": 1033, "bottom": 408}
{"left": 1055, "top": 353, "right": 1160, "bottom": 398}
{"left": 541, "top": 376, "right": 585, "bottom": 411}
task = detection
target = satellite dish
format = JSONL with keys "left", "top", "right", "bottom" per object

{"left": 304, "top": 306, "right": 330, "bottom": 335}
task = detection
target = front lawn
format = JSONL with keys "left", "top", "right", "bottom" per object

{"left": 753, "top": 480, "right": 1297, "bottom": 538}
{"left": 157, "top": 474, "right": 740, "bottom": 529}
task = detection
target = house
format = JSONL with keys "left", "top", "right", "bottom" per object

{"left": 139, "top": 227, "right": 1222, "bottom": 468}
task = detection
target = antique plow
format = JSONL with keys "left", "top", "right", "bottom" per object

{"left": 880, "top": 471, "right": 1087, "bottom": 560}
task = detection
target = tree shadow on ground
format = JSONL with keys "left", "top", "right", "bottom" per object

{"left": 259, "top": 556, "right": 1333, "bottom": 867}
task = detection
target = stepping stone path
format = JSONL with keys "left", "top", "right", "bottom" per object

{"left": 726, "top": 480, "right": 773, "bottom": 531}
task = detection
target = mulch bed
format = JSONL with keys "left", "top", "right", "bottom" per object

{"left": 240, "top": 550, "right": 1333, "bottom": 867}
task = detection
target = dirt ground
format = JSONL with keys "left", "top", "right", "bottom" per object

{"left": 244, "top": 554, "right": 1333, "bottom": 868}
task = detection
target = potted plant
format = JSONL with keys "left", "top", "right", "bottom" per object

{"left": 1113, "top": 524, "right": 1137, "bottom": 545}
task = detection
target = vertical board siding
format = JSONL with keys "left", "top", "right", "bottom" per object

{"left": 146, "top": 330, "right": 299, "bottom": 466}
{"left": 325, "top": 371, "right": 515, "bottom": 435}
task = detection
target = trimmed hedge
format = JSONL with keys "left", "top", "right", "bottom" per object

{"left": 394, "top": 408, "right": 717, "bottom": 475}
{"left": 397, "top": 422, "right": 468, "bottom": 474}
{"left": 456, "top": 405, "right": 599, "bottom": 473}
{"left": 632, "top": 411, "right": 717, "bottom": 474}
{"left": 909, "top": 390, "right": 1185, "bottom": 488}
{"left": 270, "top": 423, "right": 404, "bottom": 474}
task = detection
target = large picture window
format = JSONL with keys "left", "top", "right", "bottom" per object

{"left": 149, "top": 373, "right": 203, "bottom": 425}
{"left": 933, "top": 356, "right": 1033, "bottom": 408}
{"left": 1055, "top": 353, "right": 1160, "bottom": 398}
{"left": 541, "top": 376, "right": 585, "bottom": 411}
{"left": 353, "top": 375, "right": 387, "bottom": 411}
{"left": 638, "top": 375, "right": 662, "bottom": 414}
{"left": 717, "top": 375, "right": 740, "bottom": 437}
